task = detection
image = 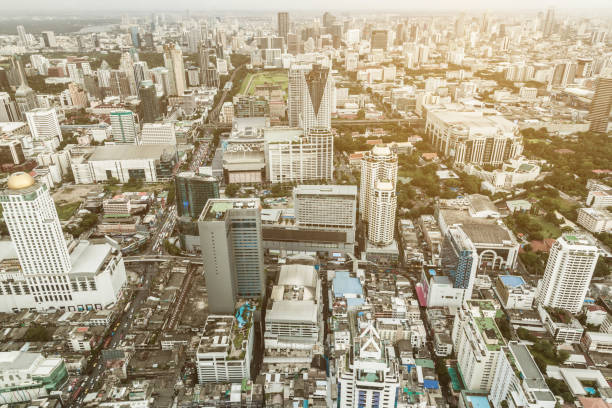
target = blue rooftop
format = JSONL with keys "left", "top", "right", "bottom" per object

{"left": 346, "top": 298, "right": 365, "bottom": 308}
{"left": 423, "top": 379, "right": 439, "bottom": 389}
{"left": 499, "top": 275, "right": 525, "bottom": 288}
{"left": 465, "top": 395, "right": 491, "bottom": 408}
{"left": 333, "top": 271, "right": 363, "bottom": 298}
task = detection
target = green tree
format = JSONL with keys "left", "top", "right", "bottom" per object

{"left": 225, "top": 184, "right": 240, "bottom": 197}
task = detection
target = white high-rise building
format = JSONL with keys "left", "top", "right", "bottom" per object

{"left": 337, "top": 323, "right": 400, "bottom": 408}
{"left": 293, "top": 185, "right": 357, "bottom": 243}
{"left": 119, "top": 52, "right": 138, "bottom": 96}
{"left": 288, "top": 64, "right": 311, "bottom": 128}
{"left": 264, "top": 127, "right": 334, "bottom": 183}
{"left": 537, "top": 235, "right": 599, "bottom": 314}
{"left": 0, "top": 93, "right": 19, "bottom": 122}
{"left": 301, "top": 64, "right": 332, "bottom": 133}
{"left": 368, "top": 180, "right": 397, "bottom": 246}
{"left": 16, "top": 25, "right": 28, "bottom": 47}
{"left": 140, "top": 123, "right": 176, "bottom": 145}
{"left": 110, "top": 110, "right": 139, "bottom": 144}
{"left": 25, "top": 108, "right": 62, "bottom": 142}
{"left": 0, "top": 172, "right": 126, "bottom": 312}
{"left": 360, "top": 145, "right": 398, "bottom": 245}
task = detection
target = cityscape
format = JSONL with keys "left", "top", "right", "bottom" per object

{"left": 0, "top": 3, "right": 611, "bottom": 408}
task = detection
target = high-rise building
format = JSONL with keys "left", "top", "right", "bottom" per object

{"left": 198, "top": 198, "right": 265, "bottom": 314}
{"left": 140, "top": 123, "right": 176, "bottom": 145}
{"left": 277, "top": 12, "right": 289, "bottom": 41}
{"left": 138, "top": 80, "right": 159, "bottom": 123}
{"left": 588, "top": 76, "right": 612, "bottom": 134}
{"left": 359, "top": 145, "right": 398, "bottom": 222}
{"left": 371, "top": 29, "right": 389, "bottom": 50}
{"left": 302, "top": 64, "right": 332, "bottom": 133}
{"left": 0, "top": 172, "right": 126, "bottom": 312}
{"left": 368, "top": 180, "right": 397, "bottom": 246}
{"left": 0, "top": 92, "right": 19, "bottom": 122}
{"left": 176, "top": 171, "right": 219, "bottom": 220}
{"left": 129, "top": 26, "right": 140, "bottom": 48}
{"left": 542, "top": 7, "right": 555, "bottom": 38}
{"left": 110, "top": 110, "right": 139, "bottom": 144}
{"left": 163, "top": 43, "right": 186, "bottom": 96}
{"left": 109, "top": 70, "right": 132, "bottom": 99}
{"left": 293, "top": 185, "right": 357, "bottom": 243}
{"left": 288, "top": 64, "right": 310, "bottom": 127}
{"left": 41, "top": 31, "right": 57, "bottom": 48}
{"left": 537, "top": 235, "right": 599, "bottom": 314}
{"left": 16, "top": 25, "right": 28, "bottom": 47}
{"left": 264, "top": 127, "right": 334, "bottom": 183}
{"left": 119, "top": 52, "right": 138, "bottom": 96}
{"left": 25, "top": 108, "right": 62, "bottom": 142}
{"left": 336, "top": 322, "right": 400, "bottom": 408}
{"left": 133, "top": 61, "right": 150, "bottom": 87}
{"left": 14, "top": 85, "right": 37, "bottom": 121}
{"left": 68, "top": 83, "right": 88, "bottom": 109}
{"left": 0, "top": 140, "right": 26, "bottom": 165}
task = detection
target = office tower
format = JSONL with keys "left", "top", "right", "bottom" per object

{"left": 109, "top": 70, "right": 132, "bottom": 99}
{"left": 287, "top": 33, "right": 300, "bottom": 55}
{"left": 537, "top": 235, "right": 599, "bottom": 314}
{"left": 25, "top": 108, "right": 62, "bottom": 142}
{"left": 176, "top": 171, "right": 219, "bottom": 219}
{"left": 359, "top": 145, "right": 398, "bottom": 223}
{"left": 0, "top": 92, "right": 19, "bottom": 122}
{"left": 331, "top": 22, "right": 343, "bottom": 48}
{"left": 322, "top": 12, "right": 335, "bottom": 29}
{"left": 293, "top": 185, "right": 357, "bottom": 243}
{"left": 133, "top": 61, "right": 150, "bottom": 87}
{"left": 371, "top": 30, "right": 389, "bottom": 50}
{"left": 588, "top": 76, "right": 612, "bottom": 134}
{"left": 455, "top": 13, "right": 466, "bottom": 37}
{"left": 110, "top": 110, "right": 139, "bottom": 144}
{"left": 144, "top": 32, "right": 154, "bottom": 50}
{"left": 0, "top": 140, "right": 25, "bottom": 165}
{"left": 138, "top": 80, "right": 159, "bottom": 123}
{"left": 0, "top": 172, "right": 127, "bottom": 312}
{"left": 16, "top": 25, "right": 28, "bottom": 46}
{"left": 198, "top": 43, "right": 209, "bottom": 71}
{"left": 278, "top": 12, "right": 289, "bottom": 41}
{"left": 163, "top": 43, "right": 186, "bottom": 96}
{"left": 336, "top": 323, "right": 399, "bottom": 408}
{"left": 149, "top": 67, "right": 170, "bottom": 96}
{"left": 480, "top": 11, "right": 490, "bottom": 33}
{"left": 119, "top": 52, "right": 138, "bottom": 96}
{"left": 141, "top": 123, "right": 176, "bottom": 145}
{"left": 302, "top": 64, "right": 332, "bottom": 133}
{"left": 187, "top": 27, "right": 202, "bottom": 54}
{"left": 542, "top": 7, "right": 555, "bottom": 37}
{"left": 368, "top": 180, "right": 397, "bottom": 246}
{"left": 8, "top": 56, "right": 28, "bottom": 87}
{"left": 204, "top": 66, "right": 220, "bottom": 88}
{"left": 288, "top": 65, "right": 310, "bottom": 127}
{"left": 41, "top": 31, "right": 56, "bottom": 48}
{"left": 198, "top": 198, "right": 265, "bottom": 314}
{"left": 265, "top": 127, "right": 334, "bottom": 183}
{"left": 129, "top": 26, "right": 140, "bottom": 48}
{"left": 14, "top": 85, "right": 37, "bottom": 121}
{"left": 187, "top": 66, "right": 200, "bottom": 86}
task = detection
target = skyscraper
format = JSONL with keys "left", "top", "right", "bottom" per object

{"left": 537, "top": 235, "right": 599, "bottom": 314}
{"left": 176, "top": 171, "right": 219, "bottom": 219}
{"left": 588, "top": 76, "right": 612, "bottom": 134}
{"left": 542, "top": 7, "right": 555, "bottom": 38}
{"left": 288, "top": 64, "right": 311, "bottom": 127}
{"left": 25, "top": 108, "right": 62, "bottom": 142}
{"left": 277, "top": 12, "right": 289, "bottom": 42}
{"left": 138, "top": 80, "right": 159, "bottom": 123}
{"left": 14, "top": 84, "right": 37, "bottom": 120}
{"left": 133, "top": 61, "right": 150, "bottom": 87}
{"left": 109, "top": 70, "right": 132, "bottom": 99}
{"left": 198, "top": 198, "right": 265, "bottom": 314}
{"left": 368, "top": 180, "right": 397, "bottom": 246}
{"left": 0, "top": 92, "right": 19, "bottom": 122}
{"left": 130, "top": 26, "right": 140, "bottom": 48}
{"left": 119, "top": 52, "right": 138, "bottom": 96}
{"left": 110, "top": 110, "right": 139, "bottom": 144}
{"left": 16, "top": 25, "right": 28, "bottom": 47}
{"left": 0, "top": 172, "right": 127, "bottom": 312}
{"left": 41, "top": 31, "right": 57, "bottom": 48}
{"left": 163, "top": 43, "right": 186, "bottom": 96}
{"left": 302, "top": 64, "right": 332, "bottom": 133}
{"left": 371, "top": 30, "right": 389, "bottom": 50}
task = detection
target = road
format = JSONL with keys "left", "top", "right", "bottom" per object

{"left": 71, "top": 263, "right": 157, "bottom": 407}
{"left": 209, "top": 64, "right": 245, "bottom": 123}
{"left": 331, "top": 118, "right": 424, "bottom": 126}
{"left": 151, "top": 205, "right": 177, "bottom": 254}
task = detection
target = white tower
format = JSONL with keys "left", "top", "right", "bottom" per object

{"left": 368, "top": 180, "right": 397, "bottom": 246}
{"left": 359, "top": 145, "right": 398, "bottom": 218}
{"left": 537, "top": 235, "right": 599, "bottom": 314}
{"left": 25, "top": 108, "right": 62, "bottom": 142}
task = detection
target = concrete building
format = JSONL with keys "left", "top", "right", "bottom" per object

{"left": 25, "top": 108, "right": 61, "bottom": 143}
{"left": 587, "top": 189, "right": 612, "bottom": 209}
{"left": 577, "top": 207, "right": 612, "bottom": 233}
{"left": 196, "top": 312, "right": 254, "bottom": 383}
{"left": 0, "top": 351, "right": 68, "bottom": 404}
{"left": 71, "top": 144, "right": 177, "bottom": 184}
{"left": 425, "top": 109, "right": 523, "bottom": 166}
{"left": 0, "top": 173, "right": 126, "bottom": 312}
{"left": 0, "top": 140, "right": 26, "bottom": 165}
{"left": 110, "top": 110, "right": 139, "bottom": 144}
{"left": 495, "top": 275, "right": 536, "bottom": 310}
{"left": 264, "top": 127, "right": 333, "bottom": 183}
{"left": 0, "top": 92, "right": 19, "bottom": 122}
{"left": 198, "top": 199, "right": 265, "bottom": 314}
{"left": 536, "top": 235, "right": 599, "bottom": 314}
{"left": 301, "top": 64, "right": 332, "bottom": 133}
{"left": 293, "top": 185, "right": 357, "bottom": 243}
{"left": 140, "top": 123, "right": 176, "bottom": 145}
{"left": 163, "top": 43, "right": 186, "bottom": 96}
{"left": 220, "top": 102, "right": 234, "bottom": 124}
{"left": 588, "top": 76, "right": 612, "bottom": 133}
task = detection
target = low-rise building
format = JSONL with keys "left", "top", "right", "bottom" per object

{"left": 537, "top": 304, "right": 584, "bottom": 343}
{"left": 495, "top": 275, "right": 536, "bottom": 310}
{"left": 577, "top": 207, "right": 612, "bottom": 233}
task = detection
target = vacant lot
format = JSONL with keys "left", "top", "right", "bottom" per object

{"left": 52, "top": 184, "right": 104, "bottom": 203}
{"left": 56, "top": 202, "right": 81, "bottom": 220}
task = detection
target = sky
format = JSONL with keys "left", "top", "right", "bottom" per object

{"left": 2, "top": 0, "right": 612, "bottom": 12}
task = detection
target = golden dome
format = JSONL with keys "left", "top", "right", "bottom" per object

{"left": 7, "top": 172, "right": 35, "bottom": 190}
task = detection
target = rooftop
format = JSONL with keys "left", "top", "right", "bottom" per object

{"left": 499, "top": 275, "right": 526, "bottom": 288}
{"left": 474, "top": 316, "right": 505, "bottom": 351}
{"left": 89, "top": 144, "right": 176, "bottom": 161}
{"left": 200, "top": 198, "right": 260, "bottom": 221}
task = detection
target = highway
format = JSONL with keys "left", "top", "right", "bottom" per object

{"left": 151, "top": 205, "right": 177, "bottom": 254}
{"left": 208, "top": 64, "right": 245, "bottom": 123}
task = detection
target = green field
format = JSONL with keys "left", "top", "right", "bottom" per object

{"left": 239, "top": 70, "right": 288, "bottom": 95}
{"left": 56, "top": 202, "right": 81, "bottom": 220}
